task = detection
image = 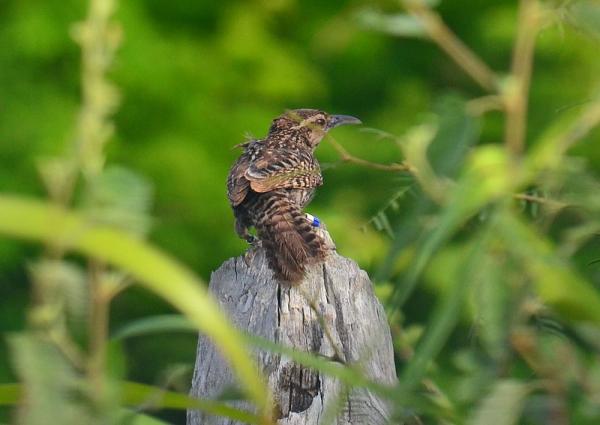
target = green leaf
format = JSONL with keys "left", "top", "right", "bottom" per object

{"left": 9, "top": 334, "right": 96, "bottom": 425}
{"left": 0, "top": 194, "right": 269, "bottom": 417}
{"left": 28, "top": 259, "right": 88, "bottom": 324}
{"left": 427, "top": 95, "right": 480, "bottom": 180}
{"left": 566, "top": 1, "right": 600, "bottom": 40}
{"left": 82, "top": 165, "right": 154, "bottom": 236}
{"left": 468, "top": 380, "right": 529, "bottom": 425}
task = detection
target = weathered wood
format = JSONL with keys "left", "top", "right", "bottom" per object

{"left": 187, "top": 236, "right": 397, "bottom": 425}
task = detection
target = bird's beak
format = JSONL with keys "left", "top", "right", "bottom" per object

{"left": 329, "top": 114, "right": 362, "bottom": 128}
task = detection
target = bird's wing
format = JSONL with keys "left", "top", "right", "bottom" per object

{"left": 227, "top": 154, "right": 251, "bottom": 207}
{"left": 245, "top": 149, "right": 322, "bottom": 193}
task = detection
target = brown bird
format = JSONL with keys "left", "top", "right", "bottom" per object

{"left": 227, "top": 109, "right": 361, "bottom": 283}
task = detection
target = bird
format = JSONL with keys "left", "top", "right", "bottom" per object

{"left": 227, "top": 109, "right": 361, "bottom": 283}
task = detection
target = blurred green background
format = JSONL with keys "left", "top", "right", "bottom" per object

{"left": 1, "top": 0, "right": 600, "bottom": 423}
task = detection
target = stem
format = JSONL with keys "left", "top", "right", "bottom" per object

{"left": 74, "top": 0, "right": 120, "bottom": 407}
{"left": 402, "top": 0, "right": 499, "bottom": 92}
{"left": 327, "top": 136, "right": 412, "bottom": 172}
{"left": 466, "top": 95, "right": 504, "bottom": 116}
{"left": 512, "top": 193, "right": 565, "bottom": 209}
{"left": 504, "top": 0, "right": 541, "bottom": 156}
{"left": 88, "top": 260, "right": 110, "bottom": 402}
{"left": 556, "top": 99, "right": 600, "bottom": 153}
{"left": 330, "top": 130, "right": 569, "bottom": 209}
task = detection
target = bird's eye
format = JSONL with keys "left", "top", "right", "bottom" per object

{"left": 316, "top": 118, "right": 326, "bottom": 126}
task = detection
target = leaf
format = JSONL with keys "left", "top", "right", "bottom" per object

{"left": 378, "top": 211, "right": 394, "bottom": 238}
{"left": 9, "top": 334, "right": 96, "bottom": 425}
{"left": 427, "top": 95, "right": 480, "bottom": 180}
{"left": 0, "top": 194, "right": 269, "bottom": 417}
{"left": 28, "top": 259, "right": 88, "bottom": 325}
{"left": 566, "top": 0, "right": 600, "bottom": 39}
{"left": 397, "top": 123, "right": 442, "bottom": 201}
{"left": 468, "top": 380, "right": 529, "bottom": 425}
{"left": 82, "top": 165, "right": 154, "bottom": 236}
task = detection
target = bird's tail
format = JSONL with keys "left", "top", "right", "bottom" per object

{"left": 255, "top": 192, "right": 325, "bottom": 283}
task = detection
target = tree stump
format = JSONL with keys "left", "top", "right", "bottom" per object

{"left": 187, "top": 234, "right": 397, "bottom": 425}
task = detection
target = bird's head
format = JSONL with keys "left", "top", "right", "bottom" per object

{"left": 268, "top": 109, "right": 361, "bottom": 147}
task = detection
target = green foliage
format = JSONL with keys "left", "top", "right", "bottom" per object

{"left": 1, "top": 0, "right": 600, "bottom": 424}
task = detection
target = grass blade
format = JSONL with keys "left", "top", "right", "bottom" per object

{"left": 399, "top": 227, "right": 492, "bottom": 392}
{"left": 0, "top": 382, "right": 260, "bottom": 424}
{"left": 122, "top": 382, "right": 260, "bottom": 424}
{"left": 0, "top": 194, "right": 269, "bottom": 419}
{"left": 112, "top": 315, "right": 195, "bottom": 340}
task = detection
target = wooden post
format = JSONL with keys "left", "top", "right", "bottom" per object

{"left": 187, "top": 232, "right": 397, "bottom": 424}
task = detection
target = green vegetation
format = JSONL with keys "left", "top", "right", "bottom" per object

{"left": 0, "top": 0, "right": 599, "bottom": 423}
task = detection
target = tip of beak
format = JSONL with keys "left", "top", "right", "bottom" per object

{"left": 331, "top": 114, "right": 362, "bottom": 128}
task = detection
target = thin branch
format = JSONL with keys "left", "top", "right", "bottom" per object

{"left": 298, "top": 287, "right": 347, "bottom": 364}
{"left": 330, "top": 133, "right": 567, "bottom": 209}
{"left": 504, "top": 0, "right": 541, "bottom": 156}
{"left": 327, "top": 136, "right": 412, "bottom": 172}
{"left": 466, "top": 95, "right": 504, "bottom": 116}
{"left": 401, "top": 0, "right": 499, "bottom": 92}
{"left": 87, "top": 260, "right": 110, "bottom": 403}
{"left": 513, "top": 193, "right": 566, "bottom": 209}
{"left": 48, "top": 329, "right": 86, "bottom": 370}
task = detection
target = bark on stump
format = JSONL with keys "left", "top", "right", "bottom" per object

{"left": 187, "top": 237, "right": 397, "bottom": 425}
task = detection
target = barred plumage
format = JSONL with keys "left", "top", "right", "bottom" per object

{"left": 227, "top": 109, "right": 361, "bottom": 283}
